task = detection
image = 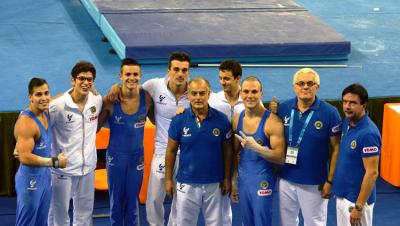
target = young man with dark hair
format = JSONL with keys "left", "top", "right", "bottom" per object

{"left": 144, "top": 51, "right": 191, "bottom": 226}
{"left": 14, "top": 78, "right": 67, "bottom": 226}
{"left": 206, "top": 59, "right": 244, "bottom": 225}
{"left": 332, "top": 83, "right": 380, "bottom": 226}
{"left": 98, "top": 58, "right": 153, "bottom": 225}
{"left": 48, "top": 61, "right": 102, "bottom": 226}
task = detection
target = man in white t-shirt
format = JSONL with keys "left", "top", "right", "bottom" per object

{"left": 143, "top": 51, "right": 191, "bottom": 226}
{"left": 208, "top": 59, "right": 244, "bottom": 226}
{"left": 48, "top": 61, "right": 102, "bottom": 226}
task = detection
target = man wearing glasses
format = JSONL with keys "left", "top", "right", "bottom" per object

{"left": 270, "top": 68, "right": 341, "bottom": 226}
{"left": 48, "top": 61, "right": 102, "bottom": 226}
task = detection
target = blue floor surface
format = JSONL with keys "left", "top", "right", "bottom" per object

{"left": 1, "top": 177, "right": 399, "bottom": 226}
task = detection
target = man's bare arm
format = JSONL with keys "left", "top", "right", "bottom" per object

{"left": 14, "top": 116, "right": 67, "bottom": 168}
{"left": 321, "top": 135, "right": 340, "bottom": 198}
{"left": 230, "top": 114, "right": 241, "bottom": 202}
{"left": 97, "top": 97, "right": 113, "bottom": 132}
{"left": 357, "top": 155, "right": 379, "bottom": 206}
{"left": 264, "top": 113, "right": 286, "bottom": 164}
{"left": 144, "top": 90, "right": 155, "bottom": 125}
{"left": 235, "top": 113, "right": 285, "bottom": 164}
{"left": 165, "top": 138, "right": 179, "bottom": 196}
{"left": 221, "top": 139, "right": 233, "bottom": 195}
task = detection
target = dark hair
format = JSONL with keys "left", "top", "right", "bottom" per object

{"left": 28, "top": 77, "right": 48, "bottom": 95}
{"left": 168, "top": 51, "right": 191, "bottom": 69}
{"left": 219, "top": 60, "right": 242, "bottom": 79}
{"left": 71, "top": 61, "right": 96, "bottom": 80}
{"left": 121, "top": 58, "right": 140, "bottom": 71}
{"left": 342, "top": 83, "right": 368, "bottom": 104}
{"left": 241, "top": 76, "right": 263, "bottom": 92}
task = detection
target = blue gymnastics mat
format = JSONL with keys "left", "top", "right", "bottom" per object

{"left": 81, "top": 0, "right": 351, "bottom": 64}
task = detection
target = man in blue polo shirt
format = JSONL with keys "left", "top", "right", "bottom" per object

{"left": 165, "top": 77, "right": 232, "bottom": 226}
{"left": 272, "top": 68, "right": 342, "bottom": 226}
{"left": 332, "top": 83, "right": 380, "bottom": 226}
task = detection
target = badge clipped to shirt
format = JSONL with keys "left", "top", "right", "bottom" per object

{"left": 285, "top": 146, "right": 298, "bottom": 165}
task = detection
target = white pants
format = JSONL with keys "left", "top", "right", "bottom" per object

{"left": 176, "top": 182, "right": 223, "bottom": 226}
{"left": 278, "top": 178, "right": 328, "bottom": 226}
{"left": 48, "top": 171, "right": 95, "bottom": 226}
{"left": 336, "top": 197, "right": 374, "bottom": 226}
{"left": 146, "top": 154, "right": 178, "bottom": 226}
{"left": 221, "top": 195, "right": 232, "bottom": 226}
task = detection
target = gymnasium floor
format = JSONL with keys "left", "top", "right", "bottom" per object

{"left": 1, "top": 0, "right": 399, "bottom": 225}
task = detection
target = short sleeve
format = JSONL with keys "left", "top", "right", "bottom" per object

{"left": 168, "top": 115, "right": 180, "bottom": 141}
{"left": 360, "top": 132, "right": 381, "bottom": 158}
{"left": 143, "top": 79, "right": 156, "bottom": 97}
{"left": 221, "top": 115, "right": 232, "bottom": 141}
{"left": 329, "top": 107, "right": 342, "bottom": 136}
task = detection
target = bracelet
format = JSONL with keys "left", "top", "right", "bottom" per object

{"left": 326, "top": 179, "right": 333, "bottom": 184}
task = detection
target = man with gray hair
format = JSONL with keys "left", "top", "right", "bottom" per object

{"left": 271, "top": 68, "right": 342, "bottom": 226}
{"left": 165, "top": 77, "right": 232, "bottom": 226}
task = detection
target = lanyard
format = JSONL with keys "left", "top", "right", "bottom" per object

{"left": 289, "top": 109, "right": 314, "bottom": 147}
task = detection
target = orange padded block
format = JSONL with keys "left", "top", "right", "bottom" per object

{"left": 96, "top": 128, "right": 110, "bottom": 150}
{"left": 380, "top": 103, "right": 400, "bottom": 187}
{"left": 139, "top": 120, "right": 155, "bottom": 204}
{"left": 95, "top": 169, "right": 108, "bottom": 190}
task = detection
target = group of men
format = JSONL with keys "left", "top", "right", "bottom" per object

{"left": 14, "top": 51, "right": 381, "bottom": 226}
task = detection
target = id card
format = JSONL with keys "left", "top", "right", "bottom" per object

{"left": 285, "top": 146, "right": 298, "bottom": 165}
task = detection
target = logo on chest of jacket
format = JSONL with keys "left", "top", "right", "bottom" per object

{"left": 66, "top": 114, "right": 75, "bottom": 124}
{"left": 314, "top": 121, "right": 323, "bottom": 129}
{"left": 183, "top": 127, "right": 191, "bottom": 137}
{"left": 212, "top": 128, "right": 220, "bottom": 137}
{"left": 284, "top": 116, "right": 290, "bottom": 126}
{"left": 90, "top": 106, "right": 97, "bottom": 113}
{"left": 350, "top": 140, "right": 357, "bottom": 150}
{"left": 37, "top": 141, "right": 47, "bottom": 149}
{"left": 157, "top": 95, "right": 167, "bottom": 105}
{"left": 114, "top": 115, "right": 124, "bottom": 125}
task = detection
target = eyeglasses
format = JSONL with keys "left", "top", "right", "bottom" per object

{"left": 295, "top": 81, "right": 316, "bottom": 88}
{"left": 76, "top": 76, "right": 94, "bottom": 82}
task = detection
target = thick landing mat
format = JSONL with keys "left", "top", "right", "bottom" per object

{"left": 81, "top": 0, "right": 350, "bottom": 63}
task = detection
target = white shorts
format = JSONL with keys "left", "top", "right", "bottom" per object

{"left": 336, "top": 197, "right": 374, "bottom": 226}
{"left": 278, "top": 178, "right": 328, "bottom": 226}
{"left": 176, "top": 182, "right": 223, "bottom": 226}
{"left": 48, "top": 171, "right": 95, "bottom": 226}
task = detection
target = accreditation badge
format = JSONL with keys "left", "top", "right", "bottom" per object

{"left": 285, "top": 146, "right": 298, "bottom": 165}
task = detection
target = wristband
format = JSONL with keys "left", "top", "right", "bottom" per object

{"left": 326, "top": 179, "right": 333, "bottom": 185}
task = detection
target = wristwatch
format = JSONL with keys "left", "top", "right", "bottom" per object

{"left": 348, "top": 204, "right": 363, "bottom": 212}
